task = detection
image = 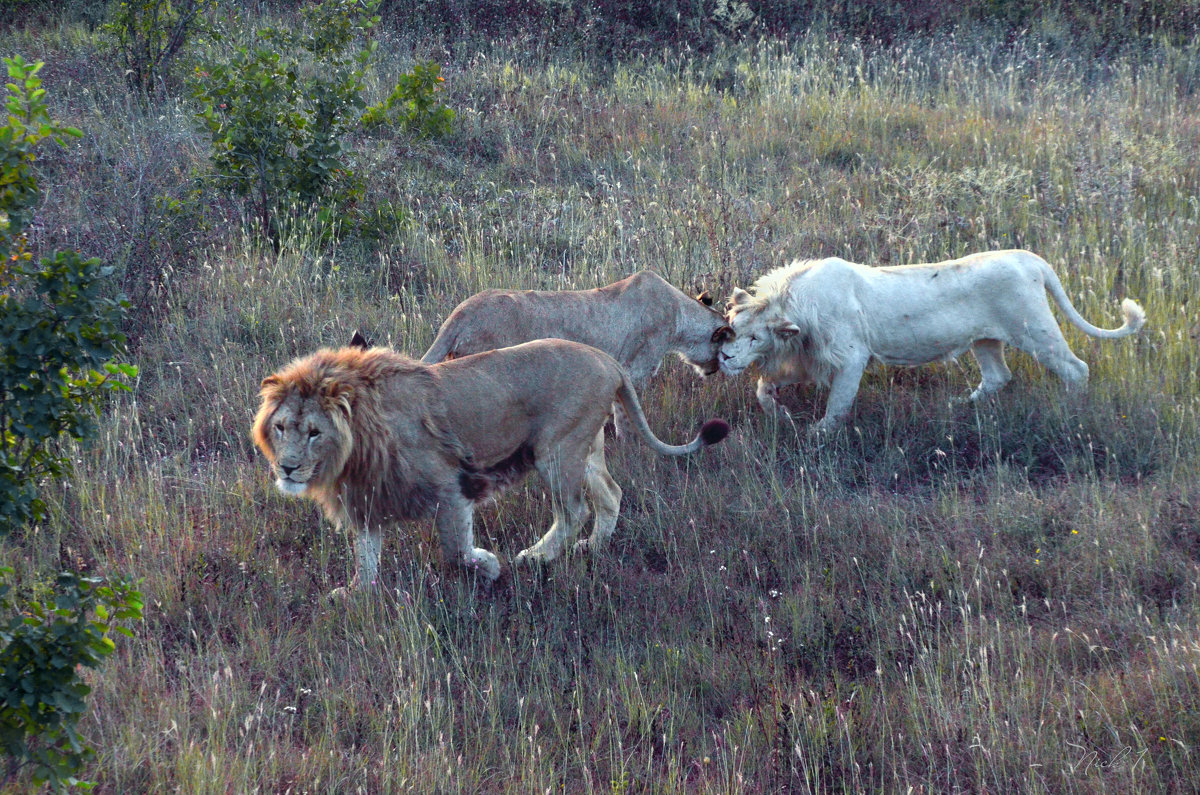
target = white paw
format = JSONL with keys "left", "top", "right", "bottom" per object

{"left": 327, "top": 585, "right": 363, "bottom": 603}
{"left": 514, "top": 542, "right": 562, "bottom": 569}
{"left": 573, "top": 536, "right": 609, "bottom": 555}
{"left": 463, "top": 549, "right": 501, "bottom": 581}
{"left": 807, "top": 418, "right": 838, "bottom": 437}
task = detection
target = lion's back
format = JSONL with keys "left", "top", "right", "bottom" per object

{"left": 424, "top": 280, "right": 673, "bottom": 370}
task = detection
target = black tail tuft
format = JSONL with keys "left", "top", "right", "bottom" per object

{"left": 699, "top": 418, "right": 730, "bottom": 446}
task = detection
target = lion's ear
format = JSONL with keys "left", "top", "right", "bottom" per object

{"left": 726, "top": 288, "right": 751, "bottom": 311}
{"left": 711, "top": 324, "right": 734, "bottom": 344}
{"left": 696, "top": 290, "right": 714, "bottom": 307}
{"left": 260, "top": 374, "right": 286, "bottom": 399}
{"left": 319, "top": 377, "right": 355, "bottom": 417}
{"left": 773, "top": 321, "right": 801, "bottom": 339}
{"left": 349, "top": 330, "right": 370, "bottom": 349}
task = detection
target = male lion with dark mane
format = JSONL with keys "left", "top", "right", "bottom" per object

{"left": 252, "top": 337, "right": 729, "bottom": 592}
{"left": 719, "top": 249, "right": 1146, "bottom": 431}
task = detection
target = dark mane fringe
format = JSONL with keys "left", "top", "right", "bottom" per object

{"left": 261, "top": 346, "right": 473, "bottom": 527}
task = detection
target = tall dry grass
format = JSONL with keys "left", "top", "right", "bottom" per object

{"left": 2, "top": 13, "right": 1199, "bottom": 793}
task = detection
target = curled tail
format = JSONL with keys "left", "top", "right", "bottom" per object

{"left": 1038, "top": 256, "right": 1146, "bottom": 339}
{"left": 614, "top": 371, "right": 729, "bottom": 456}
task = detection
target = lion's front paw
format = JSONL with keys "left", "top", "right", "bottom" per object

{"left": 462, "top": 549, "right": 501, "bottom": 581}
{"left": 807, "top": 418, "right": 838, "bottom": 438}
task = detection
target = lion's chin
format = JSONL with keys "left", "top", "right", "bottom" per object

{"left": 276, "top": 478, "right": 309, "bottom": 496}
{"left": 719, "top": 360, "right": 748, "bottom": 377}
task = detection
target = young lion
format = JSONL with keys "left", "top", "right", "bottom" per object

{"left": 252, "top": 338, "right": 729, "bottom": 592}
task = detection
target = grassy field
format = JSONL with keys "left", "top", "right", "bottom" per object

{"left": 4, "top": 8, "right": 1200, "bottom": 793}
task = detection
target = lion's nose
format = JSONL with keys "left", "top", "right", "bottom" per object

{"left": 280, "top": 464, "right": 298, "bottom": 477}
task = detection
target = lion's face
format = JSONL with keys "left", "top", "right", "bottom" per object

{"left": 718, "top": 306, "right": 800, "bottom": 377}
{"left": 253, "top": 379, "right": 354, "bottom": 497}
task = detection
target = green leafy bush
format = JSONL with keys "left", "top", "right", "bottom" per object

{"left": 189, "top": 0, "right": 382, "bottom": 243}
{"left": 0, "top": 252, "right": 137, "bottom": 535}
{"left": 1, "top": 56, "right": 136, "bottom": 536}
{"left": 0, "top": 568, "right": 144, "bottom": 791}
{"left": 0, "top": 56, "right": 76, "bottom": 252}
{"left": 362, "top": 61, "right": 455, "bottom": 138}
{"left": 190, "top": 0, "right": 455, "bottom": 244}
{"left": 104, "top": 0, "right": 212, "bottom": 98}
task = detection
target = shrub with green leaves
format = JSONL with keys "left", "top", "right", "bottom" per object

{"left": 0, "top": 568, "right": 143, "bottom": 791}
{"left": 0, "top": 56, "right": 71, "bottom": 252}
{"left": 0, "top": 252, "right": 137, "bottom": 535}
{"left": 189, "top": 0, "right": 382, "bottom": 242}
{"left": 362, "top": 61, "right": 455, "bottom": 138}
{"left": 1, "top": 56, "right": 137, "bottom": 536}
{"left": 190, "top": 0, "right": 454, "bottom": 243}
{"left": 104, "top": 0, "right": 211, "bottom": 98}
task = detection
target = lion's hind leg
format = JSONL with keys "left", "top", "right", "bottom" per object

{"left": 514, "top": 453, "right": 590, "bottom": 567}
{"left": 435, "top": 499, "right": 501, "bottom": 581}
{"left": 968, "top": 339, "right": 1013, "bottom": 400}
{"left": 576, "top": 429, "right": 623, "bottom": 553}
{"left": 1009, "top": 318, "right": 1090, "bottom": 390}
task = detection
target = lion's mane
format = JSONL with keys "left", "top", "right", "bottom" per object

{"left": 252, "top": 346, "right": 472, "bottom": 528}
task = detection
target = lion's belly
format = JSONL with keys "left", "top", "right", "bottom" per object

{"left": 875, "top": 341, "right": 972, "bottom": 367}
{"left": 867, "top": 308, "right": 996, "bottom": 366}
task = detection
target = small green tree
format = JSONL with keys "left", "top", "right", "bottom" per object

{"left": 0, "top": 568, "right": 144, "bottom": 791}
{"left": 190, "top": 0, "right": 454, "bottom": 245}
{"left": 0, "top": 56, "right": 142, "bottom": 792}
{"left": 190, "top": 0, "right": 381, "bottom": 243}
{"left": 361, "top": 60, "right": 454, "bottom": 138}
{"left": 1, "top": 56, "right": 137, "bottom": 537}
{"left": 105, "top": 0, "right": 212, "bottom": 98}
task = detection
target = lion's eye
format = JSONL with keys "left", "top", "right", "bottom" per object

{"left": 274, "top": 422, "right": 285, "bottom": 433}
{"left": 308, "top": 428, "right": 320, "bottom": 439}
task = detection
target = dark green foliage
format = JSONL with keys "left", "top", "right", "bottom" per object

{"left": 0, "top": 57, "right": 79, "bottom": 252}
{"left": 377, "top": 0, "right": 1200, "bottom": 54}
{"left": 361, "top": 61, "right": 455, "bottom": 139}
{"left": 104, "top": 0, "right": 212, "bottom": 98}
{"left": 0, "top": 56, "right": 136, "bottom": 536}
{"left": 0, "top": 568, "right": 143, "bottom": 791}
{"left": 190, "top": 0, "right": 456, "bottom": 246}
{"left": 0, "top": 251, "right": 136, "bottom": 535}
{"left": 189, "top": 0, "right": 382, "bottom": 243}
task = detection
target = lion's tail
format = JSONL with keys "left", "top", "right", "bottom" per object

{"left": 1037, "top": 254, "right": 1147, "bottom": 339}
{"left": 420, "top": 323, "right": 458, "bottom": 364}
{"left": 614, "top": 371, "right": 729, "bottom": 456}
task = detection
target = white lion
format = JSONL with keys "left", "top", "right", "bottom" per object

{"left": 718, "top": 249, "right": 1146, "bottom": 431}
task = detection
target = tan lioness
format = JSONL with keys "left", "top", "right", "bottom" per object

{"left": 421, "top": 271, "right": 730, "bottom": 381}
{"left": 252, "top": 338, "right": 729, "bottom": 592}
